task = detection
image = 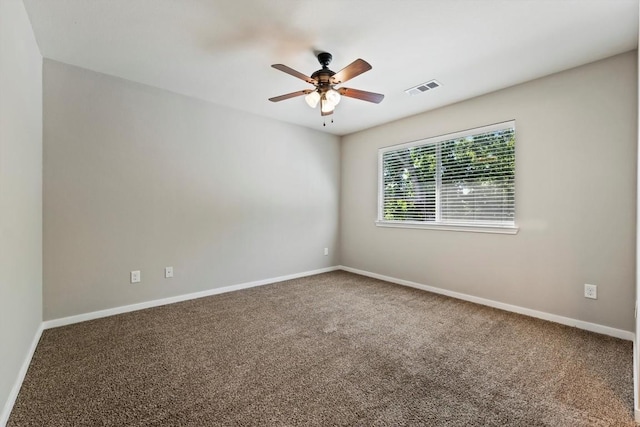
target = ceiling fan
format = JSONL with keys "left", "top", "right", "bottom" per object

{"left": 268, "top": 52, "right": 384, "bottom": 118}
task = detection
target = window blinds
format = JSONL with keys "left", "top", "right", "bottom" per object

{"left": 379, "top": 121, "right": 515, "bottom": 228}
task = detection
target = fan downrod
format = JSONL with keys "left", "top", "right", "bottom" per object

{"left": 317, "top": 52, "right": 332, "bottom": 68}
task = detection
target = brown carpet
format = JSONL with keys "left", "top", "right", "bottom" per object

{"left": 8, "top": 271, "right": 635, "bottom": 426}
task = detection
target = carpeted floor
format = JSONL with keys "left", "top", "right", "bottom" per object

{"left": 8, "top": 271, "right": 635, "bottom": 426}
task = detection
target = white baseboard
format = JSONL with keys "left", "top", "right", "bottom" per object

{"left": 43, "top": 266, "right": 340, "bottom": 330}
{"left": 0, "top": 323, "right": 43, "bottom": 427}
{"left": 339, "top": 265, "right": 635, "bottom": 341}
{"left": 44, "top": 263, "right": 634, "bottom": 339}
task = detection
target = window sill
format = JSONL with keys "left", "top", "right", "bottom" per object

{"left": 375, "top": 220, "right": 519, "bottom": 235}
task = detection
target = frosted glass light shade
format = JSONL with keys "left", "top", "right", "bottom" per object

{"left": 325, "top": 89, "right": 341, "bottom": 105}
{"left": 305, "top": 91, "right": 320, "bottom": 108}
{"left": 321, "top": 98, "right": 335, "bottom": 113}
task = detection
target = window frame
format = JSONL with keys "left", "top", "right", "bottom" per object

{"left": 376, "top": 120, "right": 518, "bottom": 235}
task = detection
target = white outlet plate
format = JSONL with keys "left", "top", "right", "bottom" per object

{"left": 324, "top": 248, "right": 329, "bottom": 256}
{"left": 131, "top": 270, "right": 141, "bottom": 283}
{"left": 584, "top": 283, "right": 597, "bottom": 299}
{"left": 165, "top": 266, "right": 173, "bottom": 278}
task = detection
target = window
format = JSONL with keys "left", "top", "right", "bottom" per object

{"left": 377, "top": 121, "right": 517, "bottom": 234}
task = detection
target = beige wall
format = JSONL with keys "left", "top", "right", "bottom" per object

{"left": 0, "top": 0, "right": 43, "bottom": 420}
{"left": 341, "top": 51, "right": 637, "bottom": 332}
{"left": 43, "top": 60, "right": 340, "bottom": 320}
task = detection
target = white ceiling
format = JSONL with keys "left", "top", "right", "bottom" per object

{"left": 24, "top": 0, "right": 639, "bottom": 136}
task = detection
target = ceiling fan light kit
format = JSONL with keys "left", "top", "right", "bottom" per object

{"left": 269, "top": 52, "right": 384, "bottom": 124}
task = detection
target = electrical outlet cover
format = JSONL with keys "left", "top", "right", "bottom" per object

{"left": 131, "top": 270, "right": 141, "bottom": 283}
{"left": 584, "top": 283, "right": 597, "bottom": 299}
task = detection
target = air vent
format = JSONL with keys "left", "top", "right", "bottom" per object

{"left": 405, "top": 80, "right": 441, "bottom": 96}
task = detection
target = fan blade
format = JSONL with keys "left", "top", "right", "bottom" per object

{"left": 271, "top": 64, "right": 316, "bottom": 84}
{"left": 330, "top": 59, "right": 372, "bottom": 84}
{"left": 338, "top": 87, "right": 384, "bottom": 103}
{"left": 269, "top": 90, "right": 313, "bottom": 102}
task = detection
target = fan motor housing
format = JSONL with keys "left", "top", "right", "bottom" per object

{"left": 312, "top": 53, "right": 335, "bottom": 88}
{"left": 311, "top": 70, "right": 335, "bottom": 82}
{"left": 311, "top": 52, "right": 336, "bottom": 87}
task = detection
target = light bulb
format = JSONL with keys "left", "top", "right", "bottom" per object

{"left": 325, "top": 89, "right": 341, "bottom": 105}
{"left": 305, "top": 91, "right": 320, "bottom": 108}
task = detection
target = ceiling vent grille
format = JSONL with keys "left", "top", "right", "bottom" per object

{"left": 405, "top": 80, "right": 441, "bottom": 96}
